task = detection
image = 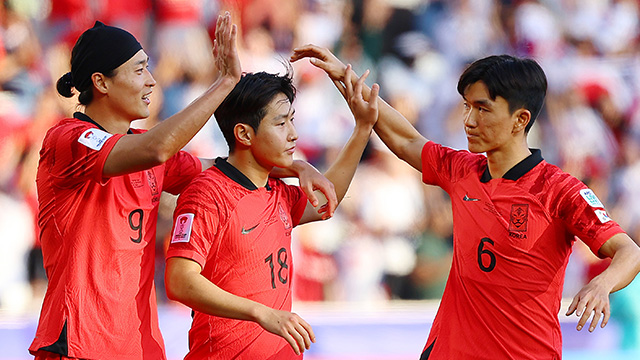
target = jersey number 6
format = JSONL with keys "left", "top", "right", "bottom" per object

{"left": 477, "top": 237, "right": 496, "bottom": 272}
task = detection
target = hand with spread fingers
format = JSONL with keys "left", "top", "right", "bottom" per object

{"left": 212, "top": 11, "right": 241, "bottom": 84}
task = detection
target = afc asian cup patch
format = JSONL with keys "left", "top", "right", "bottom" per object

{"left": 594, "top": 209, "right": 612, "bottom": 224}
{"left": 580, "top": 189, "right": 604, "bottom": 208}
{"left": 171, "top": 213, "right": 194, "bottom": 243}
{"left": 78, "top": 128, "right": 112, "bottom": 150}
{"left": 509, "top": 204, "right": 529, "bottom": 232}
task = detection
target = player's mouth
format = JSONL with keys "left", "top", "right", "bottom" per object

{"left": 285, "top": 146, "right": 296, "bottom": 155}
{"left": 142, "top": 92, "right": 152, "bottom": 105}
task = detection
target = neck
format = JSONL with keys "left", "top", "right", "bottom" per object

{"left": 227, "top": 151, "right": 271, "bottom": 188}
{"left": 485, "top": 141, "right": 531, "bottom": 179}
{"left": 84, "top": 103, "right": 132, "bottom": 135}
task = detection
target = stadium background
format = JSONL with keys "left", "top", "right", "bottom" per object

{"left": 1, "top": 0, "right": 640, "bottom": 358}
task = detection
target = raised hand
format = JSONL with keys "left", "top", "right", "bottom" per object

{"left": 291, "top": 44, "right": 347, "bottom": 81}
{"left": 342, "top": 64, "right": 379, "bottom": 129}
{"left": 256, "top": 307, "right": 316, "bottom": 355}
{"left": 212, "top": 12, "right": 241, "bottom": 83}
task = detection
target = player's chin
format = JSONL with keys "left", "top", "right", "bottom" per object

{"left": 275, "top": 155, "right": 295, "bottom": 169}
{"left": 466, "top": 142, "right": 485, "bottom": 154}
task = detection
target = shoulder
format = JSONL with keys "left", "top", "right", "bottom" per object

{"left": 422, "top": 141, "right": 486, "bottom": 182}
{"left": 535, "top": 161, "right": 585, "bottom": 193}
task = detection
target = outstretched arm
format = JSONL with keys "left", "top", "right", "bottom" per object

{"left": 566, "top": 233, "right": 640, "bottom": 332}
{"left": 298, "top": 65, "right": 378, "bottom": 224}
{"left": 291, "top": 44, "right": 427, "bottom": 171}
{"left": 104, "top": 12, "right": 242, "bottom": 177}
{"left": 165, "top": 257, "right": 315, "bottom": 355}
{"left": 199, "top": 158, "right": 338, "bottom": 219}
{"left": 271, "top": 160, "right": 337, "bottom": 220}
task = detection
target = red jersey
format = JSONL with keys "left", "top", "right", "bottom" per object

{"left": 420, "top": 141, "right": 624, "bottom": 359}
{"left": 30, "top": 113, "right": 201, "bottom": 359}
{"left": 166, "top": 157, "right": 307, "bottom": 360}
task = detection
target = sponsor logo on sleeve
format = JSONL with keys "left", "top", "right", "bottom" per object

{"left": 171, "top": 213, "right": 194, "bottom": 243}
{"left": 580, "top": 189, "right": 604, "bottom": 208}
{"left": 594, "top": 209, "right": 612, "bottom": 224}
{"left": 78, "top": 128, "right": 112, "bottom": 150}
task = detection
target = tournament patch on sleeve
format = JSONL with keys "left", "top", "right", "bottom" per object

{"left": 78, "top": 128, "right": 113, "bottom": 150}
{"left": 171, "top": 213, "right": 195, "bottom": 243}
{"left": 579, "top": 189, "right": 604, "bottom": 208}
{"left": 594, "top": 209, "right": 612, "bottom": 224}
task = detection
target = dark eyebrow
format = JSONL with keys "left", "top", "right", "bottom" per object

{"left": 273, "top": 107, "right": 295, "bottom": 121}
{"left": 464, "top": 97, "right": 492, "bottom": 108}
{"left": 475, "top": 99, "right": 492, "bottom": 108}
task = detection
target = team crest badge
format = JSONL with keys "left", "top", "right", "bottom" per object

{"left": 509, "top": 204, "right": 529, "bottom": 232}
{"left": 146, "top": 170, "right": 159, "bottom": 196}
{"left": 278, "top": 203, "right": 292, "bottom": 230}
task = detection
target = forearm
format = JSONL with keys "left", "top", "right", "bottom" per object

{"left": 270, "top": 160, "right": 312, "bottom": 178}
{"left": 166, "top": 262, "right": 266, "bottom": 322}
{"left": 323, "top": 124, "right": 373, "bottom": 202}
{"left": 145, "top": 76, "right": 238, "bottom": 162}
{"left": 594, "top": 243, "right": 640, "bottom": 293}
{"left": 343, "top": 71, "right": 426, "bottom": 169}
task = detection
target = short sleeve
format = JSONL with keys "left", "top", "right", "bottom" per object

{"left": 43, "top": 121, "right": 124, "bottom": 188}
{"left": 557, "top": 179, "right": 625, "bottom": 256}
{"left": 166, "top": 177, "right": 220, "bottom": 268}
{"left": 162, "top": 150, "right": 202, "bottom": 195}
{"left": 421, "top": 141, "right": 485, "bottom": 192}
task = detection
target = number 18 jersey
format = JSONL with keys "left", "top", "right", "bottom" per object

{"left": 166, "top": 157, "right": 307, "bottom": 360}
{"left": 420, "top": 141, "right": 624, "bottom": 359}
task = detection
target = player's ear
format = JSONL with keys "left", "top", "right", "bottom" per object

{"left": 92, "top": 72, "right": 108, "bottom": 94}
{"left": 234, "top": 123, "right": 253, "bottom": 147}
{"left": 512, "top": 108, "right": 531, "bottom": 134}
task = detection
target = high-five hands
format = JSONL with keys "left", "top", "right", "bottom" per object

{"left": 212, "top": 11, "right": 241, "bottom": 83}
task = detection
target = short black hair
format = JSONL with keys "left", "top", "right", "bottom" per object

{"left": 457, "top": 55, "right": 547, "bottom": 133}
{"left": 215, "top": 70, "right": 296, "bottom": 152}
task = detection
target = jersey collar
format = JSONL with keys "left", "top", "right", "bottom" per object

{"left": 480, "top": 148, "right": 543, "bottom": 183}
{"left": 74, "top": 112, "right": 134, "bottom": 134}
{"left": 214, "top": 157, "right": 271, "bottom": 191}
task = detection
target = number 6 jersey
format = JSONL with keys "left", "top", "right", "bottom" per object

{"left": 419, "top": 141, "right": 624, "bottom": 359}
{"left": 166, "top": 157, "right": 307, "bottom": 360}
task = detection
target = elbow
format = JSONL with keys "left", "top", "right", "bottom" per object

{"left": 146, "top": 145, "right": 174, "bottom": 166}
{"left": 164, "top": 267, "right": 187, "bottom": 303}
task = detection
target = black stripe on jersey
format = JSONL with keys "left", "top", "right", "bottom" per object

{"left": 74, "top": 112, "right": 134, "bottom": 134}
{"left": 419, "top": 337, "right": 436, "bottom": 360}
{"left": 481, "top": 148, "right": 543, "bottom": 183}
{"left": 214, "top": 157, "right": 271, "bottom": 191}
{"left": 38, "top": 320, "right": 68, "bottom": 356}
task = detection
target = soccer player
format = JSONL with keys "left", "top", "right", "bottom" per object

{"left": 29, "top": 14, "right": 337, "bottom": 360}
{"left": 164, "top": 66, "right": 379, "bottom": 359}
{"left": 291, "top": 45, "right": 640, "bottom": 359}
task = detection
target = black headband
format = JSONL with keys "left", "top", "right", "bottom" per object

{"left": 69, "top": 21, "right": 143, "bottom": 92}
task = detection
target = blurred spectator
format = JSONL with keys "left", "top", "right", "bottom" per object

{"left": 1, "top": 0, "right": 640, "bottom": 331}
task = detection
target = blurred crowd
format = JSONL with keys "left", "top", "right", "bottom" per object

{"left": 2, "top": 0, "right": 640, "bottom": 348}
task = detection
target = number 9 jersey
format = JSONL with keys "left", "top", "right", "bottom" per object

{"left": 419, "top": 141, "right": 624, "bottom": 359}
{"left": 30, "top": 113, "right": 202, "bottom": 359}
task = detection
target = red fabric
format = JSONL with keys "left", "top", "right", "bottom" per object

{"left": 167, "top": 164, "right": 306, "bottom": 359}
{"left": 30, "top": 117, "right": 201, "bottom": 359}
{"left": 153, "top": 0, "right": 201, "bottom": 24}
{"left": 419, "top": 141, "right": 624, "bottom": 359}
